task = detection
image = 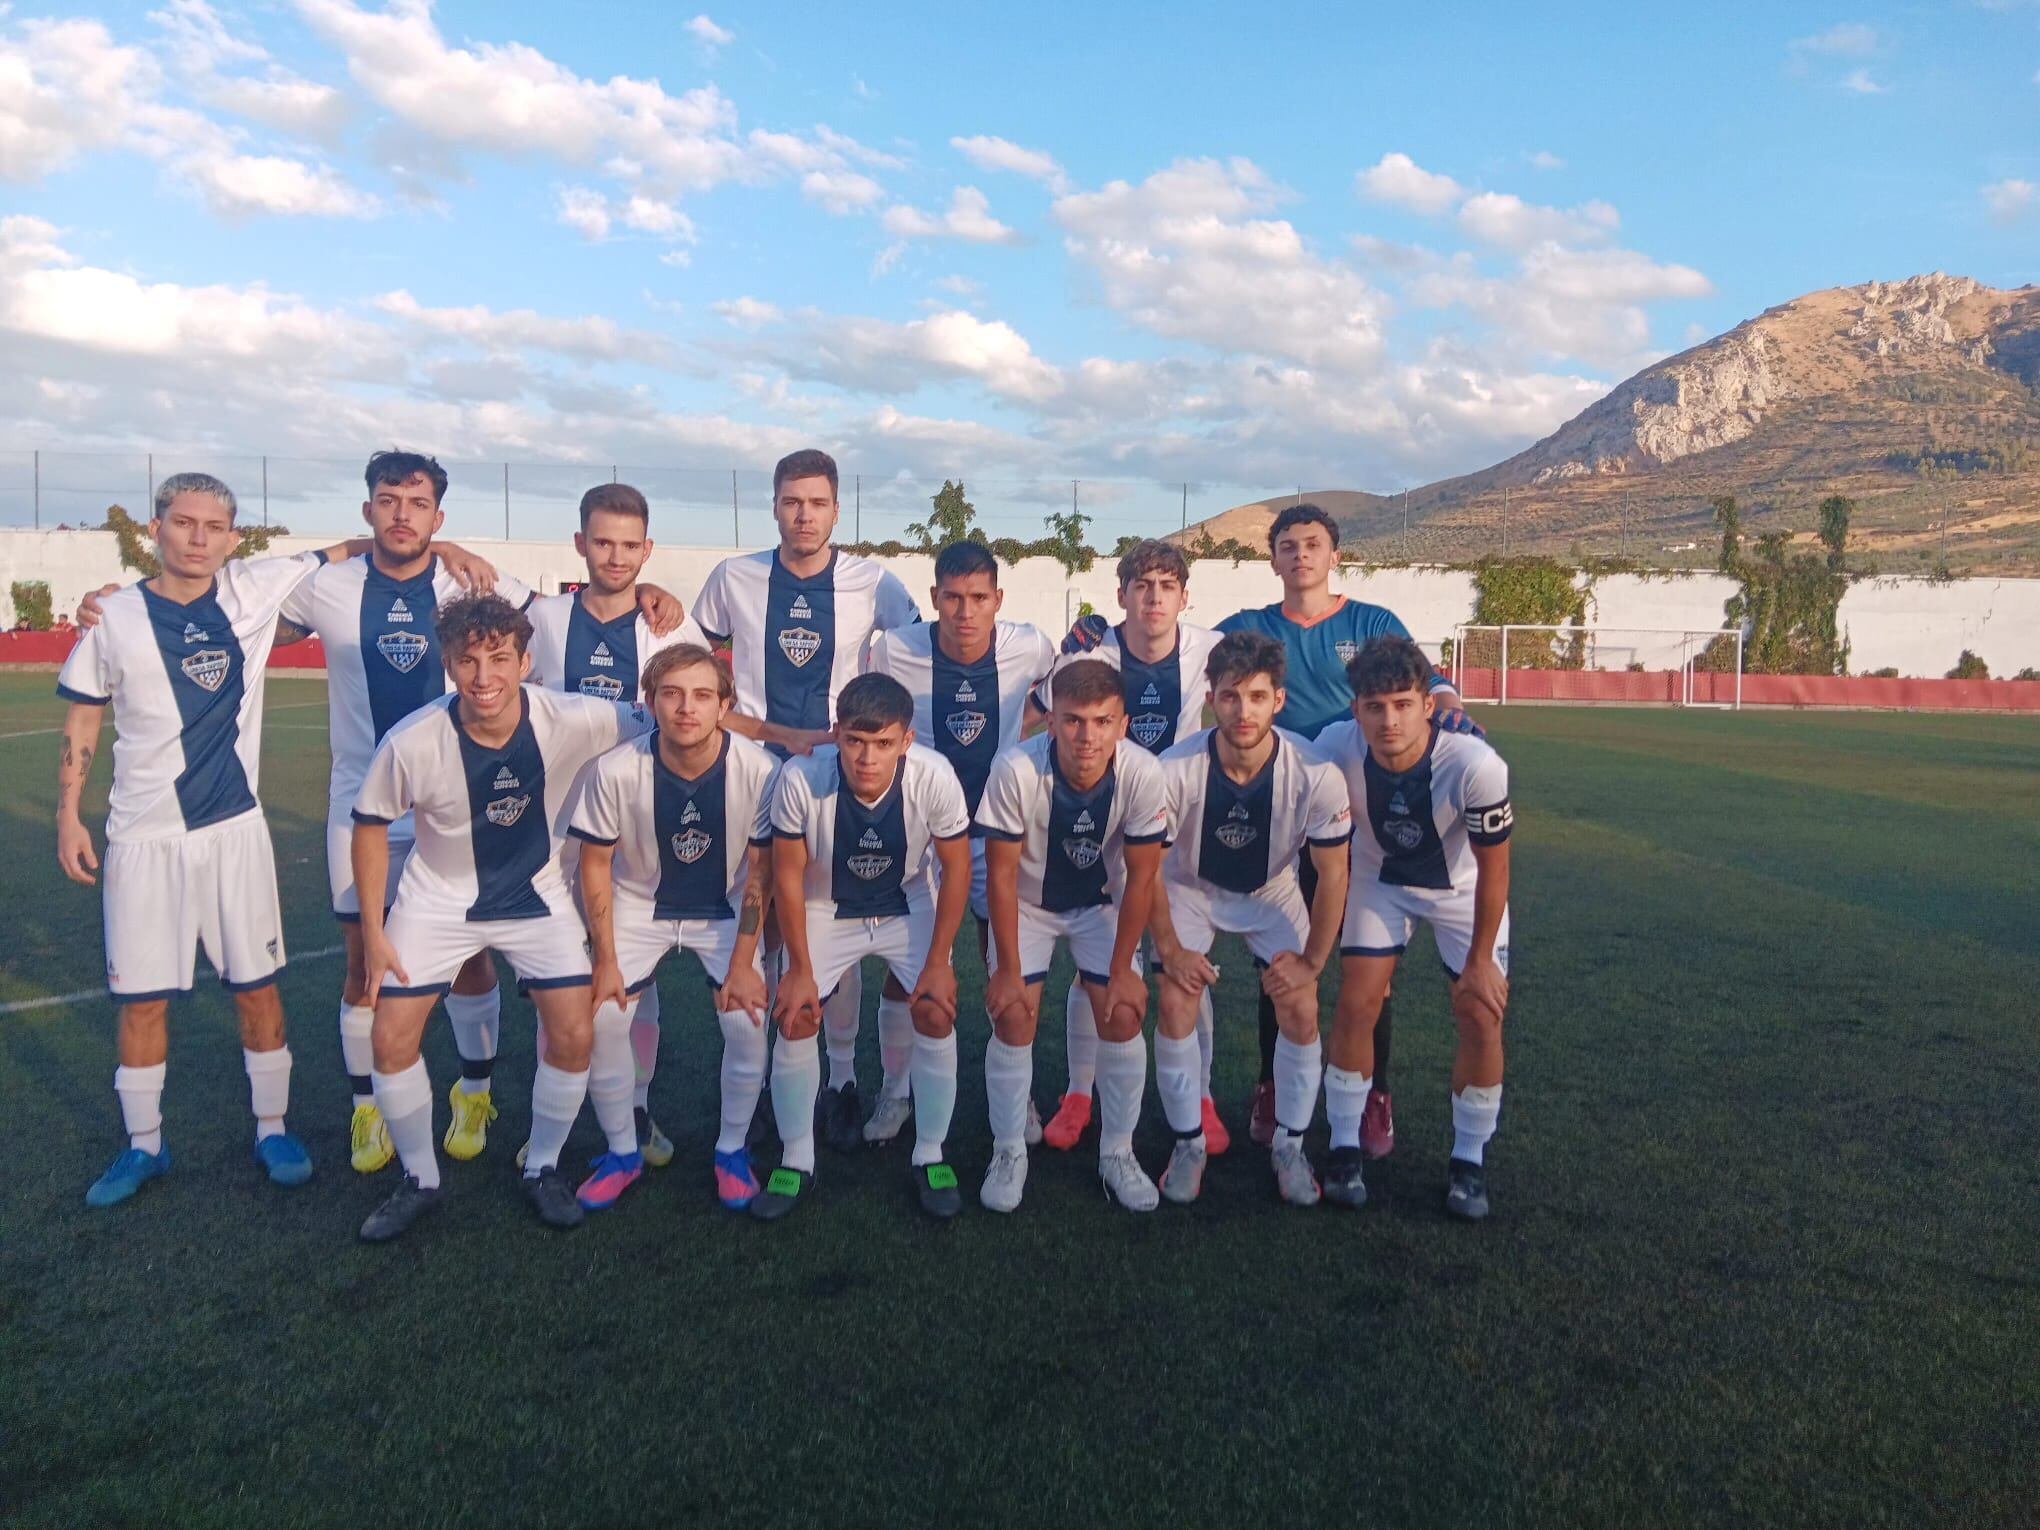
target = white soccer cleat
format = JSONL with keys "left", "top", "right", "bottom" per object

{"left": 979, "top": 1145, "right": 1029, "bottom": 1213}
{"left": 1024, "top": 1097, "right": 1044, "bottom": 1147}
{"left": 1272, "top": 1141, "right": 1321, "bottom": 1207}
{"left": 862, "top": 1092, "right": 912, "bottom": 1144}
{"left": 1160, "top": 1138, "right": 1207, "bottom": 1205}
{"left": 1099, "top": 1150, "right": 1159, "bottom": 1212}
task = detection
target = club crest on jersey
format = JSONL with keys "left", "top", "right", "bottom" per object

{"left": 1214, "top": 803, "right": 1257, "bottom": 851}
{"left": 386, "top": 598, "right": 414, "bottom": 624}
{"left": 946, "top": 710, "right": 987, "bottom": 747}
{"left": 1130, "top": 712, "right": 1167, "bottom": 748}
{"left": 1062, "top": 837, "right": 1102, "bottom": 870}
{"left": 181, "top": 621, "right": 210, "bottom": 644}
{"left": 1335, "top": 639, "right": 1359, "bottom": 663}
{"left": 778, "top": 627, "right": 822, "bottom": 667}
{"left": 1386, "top": 818, "right": 1426, "bottom": 850}
{"left": 378, "top": 631, "right": 429, "bottom": 673}
{"left": 180, "top": 649, "right": 230, "bottom": 692}
{"left": 486, "top": 793, "right": 530, "bottom": 828}
{"left": 671, "top": 828, "right": 713, "bottom": 864}
{"left": 578, "top": 675, "right": 624, "bottom": 701}
{"left": 847, "top": 851, "right": 894, "bottom": 880}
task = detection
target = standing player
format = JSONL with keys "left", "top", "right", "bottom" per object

{"left": 350, "top": 594, "right": 653, "bottom": 1241}
{"left": 1147, "top": 633, "right": 1351, "bottom": 1207}
{"left": 571, "top": 644, "right": 779, "bottom": 1213}
{"left": 861, "top": 540, "right": 1055, "bottom": 1148}
{"left": 528, "top": 481, "right": 708, "bottom": 1171}
{"left": 754, "top": 674, "right": 972, "bottom": 1221}
{"left": 975, "top": 659, "right": 1169, "bottom": 1213}
{"left": 1314, "top": 637, "right": 1512, "bottom": 1218}
{"left": 54, "top": 474, "right": 368, "bottom": 1204}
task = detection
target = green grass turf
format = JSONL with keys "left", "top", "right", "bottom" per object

{"left": 1, "top": 674, "right": 2034, "bottom": 1527}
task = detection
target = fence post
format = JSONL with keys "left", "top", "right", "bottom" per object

{"left": 1500, "top": 626, "right": 1510, "bottom": 706}
{"left": 731, "top": 469, "right": 739, "bottom": 546}
{"left": 502, "top": 462, "right": 510, "bottom": 539}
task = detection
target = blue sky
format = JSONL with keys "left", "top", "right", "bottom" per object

{"left": 1, "top": 1, "right": 2035, "bottom": 540}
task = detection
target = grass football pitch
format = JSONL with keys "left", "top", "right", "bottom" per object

{"left": 0, "top": 673, "right": 2033, "bottom": 1528}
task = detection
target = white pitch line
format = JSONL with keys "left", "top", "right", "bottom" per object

{"left": 0, "top": 726, "right": 60, "bottom": 740}
{"left": 0, "top": 944, "right": 346, "bottom": 1016}
{"left": 0, "top": 699, "right": 326, "bottom": 742}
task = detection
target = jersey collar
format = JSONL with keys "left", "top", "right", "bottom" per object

{"left": 1277, "top": 594, "right": 1348, "bottom": 630}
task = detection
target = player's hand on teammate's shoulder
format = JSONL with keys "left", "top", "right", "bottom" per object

{"left": 55, "top": 817, "right": 98, "bottom": 886}
{"left": 1061, "top": 613, "right": 1110, "bottom": 654}
{"left": 781, "top": 726, "right": 833, "bottom": 756}
{"left": 434, "top": 541, "right": 500, "bottom": 593}
{"left": 75, "top": 584, "right": 120, "bottom": 628}
{"left": 1434, "top": 703, "right": 1485, "bottom": 739}
{"left": 635, "top": 583, "right": 685, "bottom": 637}
{"left": 717, "top": 964, "right": 769, "bottom": 1025}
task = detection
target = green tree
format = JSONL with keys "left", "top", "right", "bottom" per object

{"left": 1946, "top": 650, "right": 1990, "bottom": 680}
{"left": 904, "top": 480, "right": 982, "bottom": 552}
{"left": 1817, "top": 495, "right": 1853, "bottom": 570}
{"left": 1042, "top": 505, "right": 1095, "bottom": 575}
{"left": 10, "top": 580, "right": 53, "bottom": 630}
{"left": 1711, "top": 495, "right": 1741, "bottom": 572}
{"left": 102, "top": 503, "right": 289, "bottom": 577}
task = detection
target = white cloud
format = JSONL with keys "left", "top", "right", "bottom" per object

{"left": 372, "top": 289, "right": 670, "bottom": 363}
{"left": 686, "top": 14, "right": 735, "bottom": 48}
{"left": 184, "top": 151, "right": 379, "bottom": 217}
{"left": 620, "top": 195, "right": 696, "bottom": 239}
{"left": 1791, "top": 22, "right": 1879, "bottom": 55}
{"left": 1839, "top": 68, "right": 1887, "bottom": 94}
{"left": 1406, "top": 244, "right": 1711, "bottom": 369}
{"left": 720, "top": 306, "right": 1064, "bottom": 404}
{"left": 219, "top": 74, "right": 351, "bottom": 140}
{"left": 801, "top": 168, "right": 884, "bottom": 213}
{"left": 556, "top": 185, "right": 611, "bottom": 240}
{"left": 950, "top": 134, "right": 1069, "bottom": 194}
{"left": 658, "top": 249, "right": 693, "bottom": 268}
{"left": 713, "top": 296, "right": 782, "bottom": 329}
{"left": 1528, "top": 150, "right": 1564, "bottom": 171}
{"left": 882, "top": 186, "right": 1022, "bottom": 244}
{"left": 148, "top": 0, "right": 267, "bottom": 72}
{"left": 1457, "top": 191, "right": 1619, "bottom": 250}
{"left": 814, "top": 124, "right": 905, "bottom": 171}
{"left": 1357, "top": 152, "right": 1464, "bottom": 215}
{"left": 1983, "top": 177, "right": 2035, "bottom": 223}
{"left": 935, "top": 274, "right": 982, "bottom": 296}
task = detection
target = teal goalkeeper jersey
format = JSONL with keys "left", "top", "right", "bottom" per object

{"left": 1217, "top": 597, "right": 1446, "bottom": 740}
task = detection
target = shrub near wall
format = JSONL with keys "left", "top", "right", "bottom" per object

{"left": 9, "top": 580, "right": 53, "bottom": 630}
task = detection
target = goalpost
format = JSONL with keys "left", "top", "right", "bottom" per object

{"left": 1447, "top": 624, "right": 1744, "bottom": 709}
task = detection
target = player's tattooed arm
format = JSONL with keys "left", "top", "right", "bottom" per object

{"left": 312, "top": 536, "right": 375, "bottom": 565}
{"left": 577, "top": 840, "right": 628, "bottom": 1016}
{"left": 724, "top": 710, "right": 832, "bottom": 756}
{"left": 54, "top": 704, "right": 105, "bottom": 886}
{"left": 718, "top": 847, "right": 771, "bottom": 1022}
{"left": 770, "top": 836, "right": 822, "bottom": 1029}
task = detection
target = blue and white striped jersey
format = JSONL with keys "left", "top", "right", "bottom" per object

{"left": 1039, "top": 621, "right": 1222, "bottom": 754}
{"left": 1155, "top": 728, "right": 1353, "bottom": 895}
{"left": 768, "top": 744, "right": 969, "bottom": 917}
{"left": 1314, "top": 722, "right": 1512, "bottom": 893}
{"left": 973, "top": 734, "right": 1169, "bottom": 912}
{"left": 867, "top": 619, "right": 1056, "bottom": 819}
{"left": 526, "top": 591, "right": 708, "bottom": 702}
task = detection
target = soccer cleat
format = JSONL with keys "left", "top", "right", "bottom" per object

{"left": 1323, "top": 1146, "right": 1369, "bottom": 1209}
{"left": 442, "top": 1079, "right": 497, "bottom": 1161}
{"left": 523, "top": 1166, "right": 586, "bottom": 1229}
{"left": 349, "top": 1102, "right": 394, "bottom": 1174}
{"left": 1446, "top": 1158, "right": 1489, "bottom": 1221}
{"left": 254, "top": 1133, "right": 314, "bottom": 1187}
{"left": 1361, "top": 1089, "right": 1396, "bottom": 1160}
{"left": 636, "top": 1107, "right": 675, "bottom": 1169}
{"left": 1041, "top": 1092, "right": 1093, "bottom": 1151}
{"left": 915, "top": 1162, "right": 964, "bottom": 1220}
{"left": 713, "top": 1148, "right": 761, "bottom": 1209}
{"left": 85, "top": 1145, "right": 170, "bottom": 1208}
{"left": 979, "top": 1146, "right": 1029, "bottom": 1213}
{"left": 748, "top": 1165, "right": 811, "bottom": 1221}
{"left": 862, "top": 1092, "right": 912, "bottom": 1144}
{"left": 823, "top": 1082, "right": 864, "bottom": 1155}
{"left": 359, "top": 1174, "right": 442, "bottom": 1242}
{"left": 1247, "top": 1080, "right": 1277, "bottom": 1147}
{"left": 576, "top": 1150, "right": 645, "bottom": 1210}
{"left": 1200, "top": 1096, "right": 1232, "bottom": 1156}
{"left": 1272, "top": 1141, "right": 1321, "bottom": 1207}
{"left": 1159, "top": 1138, "right": 1207, "bottom": 1205}
{"left": 514, "top": 1140, "right": 528, "bottom": 1172}
{"left": 1099, "top": 1150, "right": 1160, "bottom": 1212}
{"left": 1024, "top": 1097, "right": 1044, "bottom": 1147}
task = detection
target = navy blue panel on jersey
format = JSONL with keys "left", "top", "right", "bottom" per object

{"left": 360, "top": 563, "right": 445, "bottom": 747}
{"left": 652, "top": 733, "right": 734, "bottom": 920}
{"left": 456, "top": 694, "right": 551, "bottom": 921}
{"left": 762, "top": 553, "right": 836, "bottom": 743}
{"left": 930, "top": 635, "right": 1002, "bottom": 816}
{"left": 1364, "top": 732, "right": 1451, "bottom": 890}
{"left": 1041, "top": 754, "right": 1117, "bottom": 913}
{"left": 1118, "top": 625, "right": 1183, "bottom": 753}
{"left": 830, "top": 759, "right": 910, "bottom": 919}
{"left": 143, "top": 582, "right": 256, "bottom": 831}
{"left": 564, "top": 599, "right": 638, "bottom": 701}
{"left": 1197, "top": 734, "right": 1277, "bottom": 894}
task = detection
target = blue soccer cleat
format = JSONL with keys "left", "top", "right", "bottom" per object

{"left": 255, "top": 1133, "right": 314, "bottom": 1186}
{"left": 85, "top": 1145, "right": 171, "bottom": 1207}
{"left": 714, "top": 1148, "right": 761, "bottom": 1209}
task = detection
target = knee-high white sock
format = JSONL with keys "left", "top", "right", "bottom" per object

{"left": 877, "top": 996, "right": 914, "bottom": 1101}
{"left": 1095, "top": 1035, "right": 1147, "bottom": 1156}
{"left": 115, "top": 1062, "right": 166, "bottom": 1155}
{"left": 717, "top": 1011, "right": 768, "bottom": 1154}
{"left": 630, "top": 983, "right": 661, "bottom": 1110}
{"left": 1325, "top": 1065, "right": 1374, "bottom": 1151}
{"left": 910, "top": 1030, "right": 958, "bottom": 1166}
{"left": 771, "top": 1033, "right": 821, "bottom": 1173}
{"left": 1196, "top": 988, "right": 1216, "bottom": 1096}
{"left": 1063, "top": 980, "right": 1099, "bottom": 1097}
{"left": 823, "top": 966, "right": 862, "bottom": 1091}
{"left": 588, "top": 1001, "right": 639, "bottom": 1156}
{"left": 984, "top": 1037, "right": 1033, "bottom": 1152}
{"left": 1272, "top": 1034, "right": 1322, "bottom": 1148}
{"left": 339, "top": 1002, "right": 375, "bottom": 1106}
{"left": 445, "top": 987, "right": 500, "bottom": 1096}
{"left": 373, "top": 1058, "right": 439, "bottom": 1189}
{"left": 525, "top": 1061, "right": 589, "bottom": 1176}
{"left": 243, "top": 1046, "right": 291, "bottom": 1142}
{"left": 1452, "top": 1083, "right": 1503, "bottom": 1164}
{"left": 1154, "top": 1032, "right": 1204, "bottom": 1143}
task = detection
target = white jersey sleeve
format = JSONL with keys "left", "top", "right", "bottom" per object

{"left": 769, "top": 751, "right": 815, "bottom": 838}
{"left": 1303, "top": 754, "right": 1356, "bottom": 846}
{"left": 690, "top": 560, "right": 737, "bottom": 644}
{"left": 56, "top": 622, "right": 114, "bottom": 705}
{"left": 1462, "top": 745, "right": 1513, "bottom": 844}
{"left": 920, "top": 749, "right": 971, "bottom": 840}
{"left": 567, "top": 747, "right": 627, "bottom": 845}
{"left": 873, "top": 568, "right": 922, "bottom": 633}
{"left": 352, "top": 718, "right": 422, "bottom": 825}
{"left": 973, "top": 748, "right": 1029, "bottom": 840}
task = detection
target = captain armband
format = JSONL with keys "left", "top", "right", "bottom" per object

{"left": 1466, "top": 799, "right": 1514, "bottom": 845}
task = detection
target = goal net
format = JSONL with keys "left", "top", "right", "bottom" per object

{"left": 1446, "top": 625, "right": 1744, "bottom": 708}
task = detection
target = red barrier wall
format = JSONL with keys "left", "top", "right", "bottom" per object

{"left": 0, "top": 631, "right": 328, "bottom": 669}
{"left": 1453, "top": 667, "right": 2040, "bottom": 712}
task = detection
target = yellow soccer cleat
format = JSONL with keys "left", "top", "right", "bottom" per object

{"left": 350, "top": 1101, "right": 395, "bottom": 1174}
{"left": 443, "top": 1079, "right": 498, "bottom": 1161}
{"left": 637, "top": 1107, "right": 675, "bottom": 1169}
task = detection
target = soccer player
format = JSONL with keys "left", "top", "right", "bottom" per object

{"left": 349, "top": 594, "right": 653, "bottom": 1241}
{"left": 54, "top": 473, "right": 369, "bottom": 1205}
{"left": 1147, "top": 632, "right": 1351, "bottom": 1207}
{"left": 975, "top": 659, "right": 1169, "bottom": 1213}
{"left": 861, "top": 540, "right": 1055, "bottom": 1149}
{"left": 571, "top": 644, "right": 779, "bottom": 1213}
{"left": 1314, "top": 636, "right": 1513, "bottom": 1219}
{"left": 755, "top": 674, "right": 972, "bottom": 1221}
{"left": 528, "top": 480, "right": 708, "bottom": 1171}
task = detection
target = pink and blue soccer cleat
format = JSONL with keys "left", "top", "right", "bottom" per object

{"left": 714, "top": 1148, "right": 761, "bottom": 1210}
{"left": 575, "top": 1150, "right": 644, "bottom": 1210}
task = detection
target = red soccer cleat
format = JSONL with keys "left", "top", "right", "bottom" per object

{"left": 1247, "top": 1080, "right": 1277, "bottom": 1147}
{"left": 1200, "top": 1095, "right": 1231, "bottom": 1156}
{"left": 1361, "top": 1089, "right": 1396, "bottom": 1160}
{"left": 1042, "top": 1092, "right": 1093, "bottom": 1151}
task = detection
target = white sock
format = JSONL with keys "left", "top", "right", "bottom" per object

{"left": 243, "top": 1046, "right": 291, "bottom": 1142}
{"left": 771, "top": 1033, "right": 821, "bottom": 1174}
{"left": 1325, "top": 1065, "right": 1374, "bottom": 1151}
{"left": 877, "top": 996, "right": 914, "bottom": 1100}
{"left": 630, "top": 983, "right": 661, "bottom": 1110}
{"left": 525, "top": 1061, "right": 589, "bottom": 1176}
{"left": 114, "top": 1061, "right": 166, "bottom": 1156}
{"left": 373, "top": 1058, "right": 438, "bottom": 1189}
{"left": 340, "top": 1002, "right": 375, "bottom": 1106}
{"left": 823, "top": 965, "right": 862, "bottom": 1091}
{"left": 717, "top": 1011, "right": 768, "bottom": 1154}
{"left": 1154, "top": 1032, "right": 1204, "bottom": 1143}
{"left": 445, "top": 986, "right": 500, "bottom": 1096}
{"left": 1196, "top": 988, "right": 1216, "bottom": 1096}
{"left": 1062, "top": 980, "right": 1099, "bottom": 1097}
{"left": 589, "top": 1000, "right": 639, "bottom": 1156}
{"left": 1452, "top": 1083, "right": 1503, "bottom": 1164}
{"left": 1095, "top": 1035, "right": 1147, "bottom": 1156}
{"left": 1272, "top": 1034, "right": 1323, "bottom": 1149}
{"left": 910, "top": 1030, "right": 958, "bottom": 1166}
{"left": 984, "top": 1036, "right": 1032, "bottom": 1152}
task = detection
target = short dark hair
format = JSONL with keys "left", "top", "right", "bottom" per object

{"left": 436, "top": 592, "right": 531, "bottom": 657}
{"left": 1049, "top": 658, "right": 1123, "bottom": 711}
{"left": 1268, "top": 502, "right": 1339, "bottom": 550}
{"left": 1206, "top": 631, "right": 1287, "bottom": 692}
{"left": 934, "top": 540, "right": 999, "bottom": 586}
{"left": 642, "top": 641, "right": 731, "bottom": 702}
{"left": 1116, "top": 539, "right": 1189, "bottom": 590}
{"left": 580, "top": 482, "right": 649, "bottom": 529}
{"left": 366, "top": 450, "right": 449, "bottom": 507}
{"left": 836, "top": 672, "right": 912, "bottom": 734}
{"left": 1346, "top": 635, "right": 1432, "bottom": 700}
{"left": 773, "top": 448, "right": 839, "bottom": 502}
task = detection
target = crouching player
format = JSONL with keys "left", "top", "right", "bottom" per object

{"left": 570, "top": 644, "right": 778, "bottom": 1212}
{"left": 975, "top": 659, "right": 1169, "bottom": 1213}
{"left": 758, "top": 674, "right": 973, "bottom": 1221}
{"left": 1148, "top": 633, "right": 1351, "bottom": 1206}
{"left": 1315, "top": 636, "right": 1512, "bottom": 1218}
{"left": 351, "top": 594, "right": 652, "bottom": 1241}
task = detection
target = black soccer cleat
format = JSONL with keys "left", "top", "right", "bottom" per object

{"left": 823, "top": 1081, "right": 864, "bottom": 1155}
{"left": 359, "top": 1174, "right": 443, "bottom": 1243}
{"left": 915, "top": 1161, "right": 964, "bottom": 1220}
{"left": 749, "top": 1166, "right": 812, "bottom": 1222}
{"left": 1445, "top": 1158, "right": 1489, "bottom": 1221}
{"left": 1322, "top": 1146, "right": 1369, "bottom": 1209}
{"left": 523, "top": 1166, "right": 586, "bottom": 1229}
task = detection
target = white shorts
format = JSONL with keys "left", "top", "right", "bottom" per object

{"left": 988, "top": 902, "right": 1137, "bottom": 987}
{"left": 380, "top": 894, "right": 591, "bottom": 999}
{"left": 1162, "top": 873, "right": 1310, "bottom": 966}
{"left": 1342, "top": 879, "right": 1511, "bottom": 978}
{"left": 612, "top": 888, "right": 759, "bottom": 995}
{"left": 329, "top": 811, "right": 412, "bottom": 921}
{"left": 102, "top": 810, "right": 286, "bottom": 1000}
{"left": 802, "top": 899, "right": 937, "bottom": 1000}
